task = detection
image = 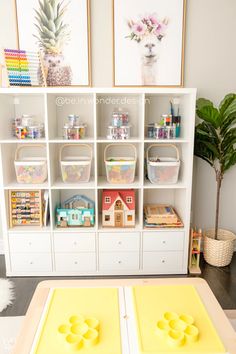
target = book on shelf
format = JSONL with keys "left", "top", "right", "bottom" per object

{"left": 144, "top": 204, "right": 184, "bottom": 229}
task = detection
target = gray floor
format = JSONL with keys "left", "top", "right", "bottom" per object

{"left": 0, "top": 254, "right": 236, "bottom": 317}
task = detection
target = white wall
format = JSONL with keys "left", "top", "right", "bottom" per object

{"left": 0, "top": 0, "right": 236, "bottom": 252}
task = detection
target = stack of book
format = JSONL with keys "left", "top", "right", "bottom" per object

{"left": 144, "top": 204, "right": 184, "bottom": 229}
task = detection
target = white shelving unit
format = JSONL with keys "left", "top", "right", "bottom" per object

{"left": 0, "top": 87, "right": 196, "bottom": 276}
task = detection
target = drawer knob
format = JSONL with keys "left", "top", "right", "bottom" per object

{"left": 118, "top": 260, "right": 122, "bottom": 264}
{"left": 118, "top": 241, "right": 122, "bottom": 245}
{"left": 73, "top": 242, "right": 77, "bottom": 246}
{"left": 162, "top": 259, "right": 165, "bottom": 263}
{"left": 30, "top": 261, "right": 33, "bottom": 265}
{"left": 74, "top": 261, "right": 78, "bottom": 265}
{"left": 162, "top": 241, "right": 166, "bottom": 244}
{"left": 28, "top": 242, "right": 32, "bottom": 246}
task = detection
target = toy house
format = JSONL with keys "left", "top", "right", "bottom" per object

{"left": 102, "top": 189, "right": 135, "bottom": 228}
{"left": 56, "top": 195, "right": 95, "bottom": 228}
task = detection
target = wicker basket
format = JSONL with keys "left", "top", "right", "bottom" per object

{"left": 203, "top": 229, "right": 236, "bottom": 267}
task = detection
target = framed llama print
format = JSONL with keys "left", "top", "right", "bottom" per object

{"left": 15, "top": 0, "right": 91, "bottom": 86}
{"left": 113, "top": 0, "right": 186, "bottom": 87}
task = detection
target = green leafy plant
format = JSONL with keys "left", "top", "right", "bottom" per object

{"left": 34, "top": 0, "right": 70, "bottom": 55}
{"left": 194, "top": 93, "right": 236, "bottom": 240}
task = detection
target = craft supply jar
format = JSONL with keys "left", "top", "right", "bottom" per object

{"left": 28, "top": 124, "right": 45, "bottom": 139}
{"left": 63, "top": 124, "right": 86, "bottom": 140}
{"left": 15, "top": 126, "right": 29, "bottom": 139}
{"left": 21, "top": 114, "right": 34, "bottom": 127}
{"left": 68, "top": 114, "right": 80, "bottom": 127}
{"left": 146, "top": 123, "right": 155, "bottom": 138}
{"left": 107, "top": 125, "right": 131, "bottom": 140}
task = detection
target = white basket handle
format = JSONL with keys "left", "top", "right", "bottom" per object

{"left": 146, "top": 144, "right": 180, "bottom": 161}
{"left": 15, "top": 144, "right": 46, "bottom": 160}
{"left": 59, "top": 144, "right": 93, "bottom": 161}
{"left": 104, "top": 143, "right": 137, "bottom": 162}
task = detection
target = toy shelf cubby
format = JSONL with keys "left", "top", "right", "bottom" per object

{"left": 0, "top": 87, "right": 196, "bottom": 276}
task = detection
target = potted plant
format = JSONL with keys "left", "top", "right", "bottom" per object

{"left": 195, "top": 93, "right": 236, "bottom": 267}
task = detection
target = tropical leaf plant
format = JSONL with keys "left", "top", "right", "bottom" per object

{"left": 194, "top": 93, "right": 236, "bottom": 239}
{"left": 33, "top": 0, "right": 71, "bottom": 55}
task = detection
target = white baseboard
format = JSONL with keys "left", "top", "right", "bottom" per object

{"left": 0, "top": 238, "right": 4, "bottom": 255}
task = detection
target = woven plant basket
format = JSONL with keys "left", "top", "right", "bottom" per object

{"left": 204, "top": 229, "right": 236, "bottom": 267}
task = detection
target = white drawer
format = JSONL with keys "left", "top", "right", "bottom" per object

{"left": 55, "top": 253, "right": 96, "bottom": 272}
{"left": 99, "top": 232, "right": 139, "bottom": 252}
{"left": 99, "top": 252, "right": 139, "bottom": 271}
{"left": 9, "top": 233, "right": 51, "bottom": 253}
{"left": 11, "top": 252, "right": 52, "bottom": 272}
{"left": 143, "top": 231, "right": 184, "bottom": 251}
{"left": 54, "top": 233, "right": 95, "bottom": 252}
{"left": 143, "top": 251, "right": 183, "bottom": 273}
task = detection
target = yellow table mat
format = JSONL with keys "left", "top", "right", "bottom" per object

{"left": 32, "top": 287, "right": 122, "bottom": 354}
{"left": 132, "top": 285, "right": 226, "bottom": 353}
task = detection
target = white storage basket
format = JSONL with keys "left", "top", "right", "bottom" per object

{"left": 14, "top": 144, "right": 47, "bottom": 184}
{"left": 147, "top": 144, "right": 180, "bottom": 184}
{"left": 104, "top": 144, "right": 137, "bottom": 184}
{"left": 60, "top": 144, "right": 92, "bottom": 183}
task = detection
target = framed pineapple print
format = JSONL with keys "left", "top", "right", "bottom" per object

{"left": 113, "top": 0, "right": 186, "bottom": 87}
{"left": 14, "top": 0, "right": 91, "bottom": 86}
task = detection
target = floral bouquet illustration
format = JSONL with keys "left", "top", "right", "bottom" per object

{"left": 126, "top": 13, "right": 168, "bottom": 85}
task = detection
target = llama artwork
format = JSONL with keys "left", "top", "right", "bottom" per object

{"left": 126, "top": 14, "right": 168, "bottom": 85}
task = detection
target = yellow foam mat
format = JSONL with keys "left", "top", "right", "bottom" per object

{"left": 32, "top": 288, "right": 122, "bottom": 354}
{"left": 132, "top": 285, "right": 226, "bottom": 353}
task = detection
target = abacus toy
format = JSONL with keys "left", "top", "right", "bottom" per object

{"left": 9, "top": 189, "right": 43, "bottom": 227}
{"left": 3, "top": 49, "right": 46, "bottom": 87}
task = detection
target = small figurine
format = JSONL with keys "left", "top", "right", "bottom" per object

{"left": 188, "top": 228, "right": 202, "bottom": 274}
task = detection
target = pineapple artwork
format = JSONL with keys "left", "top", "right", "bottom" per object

{"left": 34, "top": 0, "right": 73, "bottom": 86}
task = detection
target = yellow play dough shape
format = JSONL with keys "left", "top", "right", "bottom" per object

{"left": 32, "top": 288, "right": 122, "bottom": 354}
{"left": 132, "top": 285, "right": 226, "bottom": 353}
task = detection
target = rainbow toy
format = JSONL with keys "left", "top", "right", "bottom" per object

{"left": 3, "top": 48, "right": 46, "bottom": 87}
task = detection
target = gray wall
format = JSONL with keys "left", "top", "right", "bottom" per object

{"left": 0, "top": 0, "right": 236, "bottom": 250}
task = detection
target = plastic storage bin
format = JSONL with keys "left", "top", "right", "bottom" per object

{"left": 60, "top": 144, "right": 92, "bottom": 183}
{"left": 104, "top": 144, "right": 136, "bottom": 184}
{"left": 147, "top": 144, "right": 180, "bottom": 184}
{"left": 14, "top": 144, "right": 48, "bottom": 184}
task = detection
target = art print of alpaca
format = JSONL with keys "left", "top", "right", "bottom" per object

{"left": 126, "top": 14, "right": 168, "bottom": 85}
{"left": 113, "top": 0, "right": 186, "bottom": 87}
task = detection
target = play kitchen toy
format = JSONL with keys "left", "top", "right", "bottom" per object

{"left": 12, "top": 114, "right": 45, "bottom": 139}
{"left": 14, "top": 144, "right": 48, "bottom": 184}
{"left": 63, "top": 114, "right": 87, "bottom": 140}
{"left": 146, "top": 144, "right": 180, "bottom": 184}
{"left": 146, "top": 97, "right": 181, "bottom": 139}
{"left": 56, "top": 195, "right": 95, "bottom": 228}
{"left": 60, "top": 144, "right": 92, "bottom": 183}
{"left": 144, "top": 204, "right": 184, "bottom": 228}
{"left": 9, "top": 189, "right": 43, "bottom": 227}
{"left": 107, "top": 109, "right": 131, "bottom": 140}
{"left": 104, "top": 144, "right": 136, "bottom": 184}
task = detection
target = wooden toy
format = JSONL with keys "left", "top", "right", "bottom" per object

{"left": 3, "top": 48, "right": 46, "bottom": 87}
{"left": 9, "top": 189, "right": 43, "bottom": 227}
{"left": 56, "top": 195, "right": 95, "bottom": 228}
{"left": 189, "top": 228, "right": 202, "bottom": 274}
{"left": 102, "top": 189, "right": 135, "bottom": 228}
{"left": 144, "top": 204, "right": 184, "bottom": 228}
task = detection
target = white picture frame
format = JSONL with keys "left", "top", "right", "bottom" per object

{"left": 113, "top": 0, "right": 186, "bottom": 87}
{"left": 15, "top": 0, "right": 91, "bottom": 87}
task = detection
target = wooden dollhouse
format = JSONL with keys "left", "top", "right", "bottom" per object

{"left": 56, "top": 195, "right": 95, "bottom": 228}
{"left": 102, "top": 189, "right": 135, "bottom": 228}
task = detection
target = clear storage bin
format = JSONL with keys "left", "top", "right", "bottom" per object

{"left": 147, "top": 144, "right": 180, "bottom": 184}
{"left": 60, "top": 144, "right": 92, "bottom": 183}
{"left": 104, "top": 144, "right": 136, "bottom": 184}
{"left": 14, "top": 144, "right": 47, "bottom": 184}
